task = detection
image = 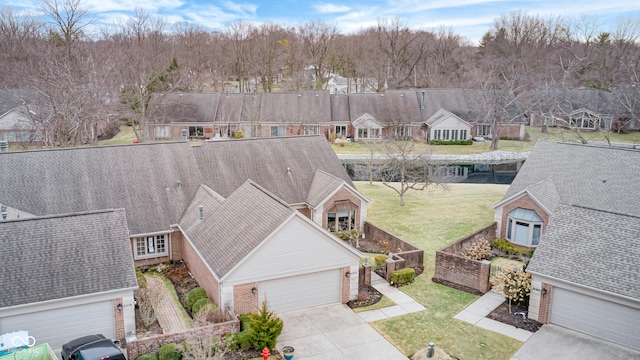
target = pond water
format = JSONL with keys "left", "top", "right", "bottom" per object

{"left": 342, "top": 160, "right": 524, "bottom": 184}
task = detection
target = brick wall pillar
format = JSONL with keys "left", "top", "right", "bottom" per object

{"left": 113, "top": 298, "right": 125, "bottom": 344}
{"left": 538, "top": 283, "right": 552, "bottom": 324}
{"left": 359, "top": 264, "right": 371, "bottom": 287}
{"left": 479, "top": 260, "right": 491, "bottom": 293}
{"left": 385, "top": 258, "right": 395, "bottom": 283}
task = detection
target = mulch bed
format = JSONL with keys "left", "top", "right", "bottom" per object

{"left": 486, "top": 302, "right": 542, "bottom": 332}
{"left": 347, "top": 285, "right": 383, "bottom": 309}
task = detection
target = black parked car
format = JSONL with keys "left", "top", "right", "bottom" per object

{"left": 61, "top": 334, "right": 126, "bottom": 360}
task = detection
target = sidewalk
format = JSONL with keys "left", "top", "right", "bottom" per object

{"left": 145, "top": 274, "right": 192, "bottom": 333}
{"left": 453, "top": 291, "right": 532, "bottom": 342}
{"left": 356, "top": 273, "right": 426, "bottom": 322}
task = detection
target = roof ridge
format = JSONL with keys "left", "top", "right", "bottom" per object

{"left": 243, "top": 180, "right": 292, "bottom": 210}
{"left": 0, "top": 208, "right": 124, "bottom": 224}
{"left": 567, "top": 203, "right": 640, "bottom": 219}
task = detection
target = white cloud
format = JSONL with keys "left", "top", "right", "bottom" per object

{"left": 313, "top": 2, "right": 351, "bottom": 14}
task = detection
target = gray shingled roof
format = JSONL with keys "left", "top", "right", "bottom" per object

{"left": 347, "top": 91, "right": 423, "bottom": 125}
{"left": 306, "top": 170, "right": 347, "bottom": 207}
{"left": 527, "top": 204, "right": 640, "bottom": 300}
{"left": 503, "top": 141, "right": 640, "bottom": 217}
{"left": 529, "top": 88, "right": 623, "bottom": 116}
{"left": 193, "top": 136, "right": 354, "bottom": 204}
{"left": 180, "top": 180, "right": 294, "bottom": 278}
{"left": 330, "top": 94, "right": 351, "bottom": 122}
{"left": 0, "top": 209, "right": 137, "bottom": 307}
{"left": 416, "top": 88, "right": 524, "bottom": 124}
{"left": 149, "top": 93, "right": 220, "bottom": 124}
{"left": 0, "top": 142, "right": 202, "bottom": 234}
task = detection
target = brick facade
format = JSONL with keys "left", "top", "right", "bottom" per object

{"left": 341, "top": 267, "right": 351, "bottom": 303}
{"left": 323, "top": 187, "right": 364, "bottom": 230}
{"left": 132, "top": 230, "right": 184, "bottom": 268}
{"left": 113, "top": 298, "right": 125, "bottom": 344}
{"left": 537, "top": 283, "right": 552, "bottom": 324}
{"left": 233, "top": 282, "right": 259, "bottom": 314}
{"left": 498, "top": 194, "right": 549, "bottom": 239}
{"left": 182, "top": 239, "right": 220, "bottom": 307}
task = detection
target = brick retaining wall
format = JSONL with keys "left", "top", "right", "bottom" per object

{"left": 126, "top": 314, "right": 240, "bottom": 359}
{"left": 433, "top": 223, "right": 496, "bottom": 294}
{"left": 363, "top": 222, "right": 424, "bottom": 271}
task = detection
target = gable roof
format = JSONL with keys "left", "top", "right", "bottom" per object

{"left": 306, "top": 170, "right": 347, "bottom": 207}
{"left": 492, "top": 177, "right": 559, "bottom": 215}
{"left": 425, "top": 108, "right": 472, "bottom": 127}
{"left": 0, "top": 209, "right": 137, "bottom": 308}
{"left": 179, "top": 180, "right": 295, "bottom": 278}
{"left": 502, "top": 141, "right": 640, "bottom": 217}
{"left": 529, "top": 88, "right": 621, "bottom": 116}
{"left": 193, "top": 136, "right": 354, "bottom": 204}
{"left": 0, "top": 142, "right": 202, "bottom": 235}
{"left": 527, "top": 204, "right": 640, "bottom": 301}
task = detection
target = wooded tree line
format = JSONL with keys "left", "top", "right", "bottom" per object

{"left": 1, "top": 0, "right": 639, "bottom": 146}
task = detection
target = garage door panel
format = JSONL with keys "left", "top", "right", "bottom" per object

{"left": 550, "top": 288, "right": 640, "bottom": 351}
{"left": 259, "top": 270, "right": 341, "bottom": 314}
{"left": 0, "top": 301, "right": 115, "bottom": 353}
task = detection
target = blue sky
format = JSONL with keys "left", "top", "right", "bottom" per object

{"left": 4, "top": 0, "right": 640, "bottom": 44}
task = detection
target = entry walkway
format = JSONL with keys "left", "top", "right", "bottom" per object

{"left": 356, "top": 273, "right": 426, "bottom": 322}
{"left": 145, "top": 274, "right": 192, "bottom": 333}
{"left": 454, "top": 291, "right": 532, "bottom": 342}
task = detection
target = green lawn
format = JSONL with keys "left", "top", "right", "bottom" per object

{"left": 98, "top": 125, "right": 138, "bottom": 145}
{"left": 332, "top": 126, "right": 640, "bottom": 155}
{"left": 355, "top": 182, "right": 522, "bottom": 359}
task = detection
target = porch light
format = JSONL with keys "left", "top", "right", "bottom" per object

{"left": 117, "top": 303, "right": 123, "bottom": 311}
{"left": 251, "top": 287, "right": 257, "bottom": 294}
{"left": 345, "top": 271, "right": 352, "bottom": 278}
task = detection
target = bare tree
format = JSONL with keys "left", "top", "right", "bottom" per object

{"left": 182, "top": 336, "right": 232, "bottom": 360}
{"left": 38, "top": 0, "right": 93, "bottom": 58}
{"left": 380, "top": 138, "right": 444, "bottom": 206}
{"left": 299, "top": 20, "right": 337, "bottom": 89}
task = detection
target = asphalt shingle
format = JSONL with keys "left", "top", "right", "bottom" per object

{"left": 0, "top": 209, "right": 137, "bottom": 307}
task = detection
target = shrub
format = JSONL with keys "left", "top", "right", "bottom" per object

{"left": 233, "top": 129, "right": 245, "bottom": 139}
{"left": 374, "top": 255, "right": 388, "bottom": 266}
{"left": 490, "top": 266, "right": 532, "bottom": 312}
{"left": 192, "top": 298, "right": 215, "bottom": 314}
{"left": 464, "top": 238, "right": 492, "bottom": 260}
{"left": 391, "top": 268, "right": 415, "bottom": 286}
{"left": 158, "top": 344, "right": 182, "bottom": 360}
{"left": 429, "top": 139, "right": 473, "bottom": 145}
{"left": 136, "top": 353, "right": 158, "bottom": 360}
{"left": 246, "top": 301, "right": 283, "bottom": 350}
{"left": 194, "top": 307, "right": 230, "bottom": 327}
{"left": 136, "top": 268, "right": 147, "bottom": 289}
{"left": 492, "top": 238, "right": 532, "bottom": 256}
{"left": 186, "top": 287, "right": 207, "bottom": 311}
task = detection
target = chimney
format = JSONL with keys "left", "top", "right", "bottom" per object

{"left": 421, "top": 91, "right": 425, "bottom": 110}
{"left": 198, "top": 205, "right": 204, "bottom": 220}
{"left": 0, "top": 141, "right": 8, "bottom": 153}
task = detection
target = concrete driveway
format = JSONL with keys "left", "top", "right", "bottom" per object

{"left": 276, "top": 304, "right": 408, "bottom": 360}
{"left": 511, "top": 324, "right": 640, "bottom": 360}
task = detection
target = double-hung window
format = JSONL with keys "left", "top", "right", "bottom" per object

{"left": 304, "top": 126, "right": 319, "bottom": 135}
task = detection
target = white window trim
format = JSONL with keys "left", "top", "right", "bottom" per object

{"left": 506, "top": 217, "right": 542, "bottom": 247}
{"left": 134, "top": 234, "right": 169, "bottom": 259}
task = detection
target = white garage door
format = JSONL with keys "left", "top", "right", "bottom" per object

{"left": 0, "top": 301, "right": 116, "bottom": 353}
{"left": 259, "top": 269, "right": 342, "bottom": 314}
{"left": 550, "top": 288, "right": 640, "bottom": 351}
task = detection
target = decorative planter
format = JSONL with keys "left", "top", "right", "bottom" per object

{"left": 282, "top": 346, "right": 294, "bottom": 360}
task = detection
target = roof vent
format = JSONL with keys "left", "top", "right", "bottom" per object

{"left": 0, "top": 141, "right": 8, "bottom": 153}
{"left": 286, "top": 167, "right": 291, "bottom": 174}
{"left": 176, "top": 180, "right": 182, "bottom": 188}
{"left": 198, "top": 205, "right": 204, "bottom": 220}
{"left": 226, "top": 91, "right": 229, "bottom": 97}
{"left": 253, "top": 89, "right": 256, "bottom": 96}
{"left": 602, "top": 178, "right": 607, "bottom": 184}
